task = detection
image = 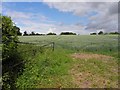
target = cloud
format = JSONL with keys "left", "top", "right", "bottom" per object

{"left": 42, "top": 0, "right": 119, "bottom": 2}
{"left": 2, "top": 2, "right": 118, "bottom": 35}
{"left": 86, "top": 2, "right": 118, "bottom": 32}
{"left": 15, "top": 18, "right": 55, "bottom": 34}
{"left": 6, "top": 11, "right": 31, "bottom": 19}
{"left": 3, "top": 5, "right": 88, "bottom": 35}
{"left": 43, "top": 2, "right": 118, "bottom": 33}
{"left": 3, "top": 8, "right": 57, "bottom": 33}
{"left": 19, "top": 18, "right": 87, "bottom": 35}
{"left": 4, "top": 10, "right": 48, "bottom": 21}
{"left": 46, "top": 23, "right": 88, "bottom": 35}
{"left": 2, "top": 0, "right": 119, "bottom": 2}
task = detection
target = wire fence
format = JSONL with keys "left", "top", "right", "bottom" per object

{"left": 3, "top": 39, "right": 118, "bottom": 72}
{"left": 17, "top": 41, "right": 55, "bottom": 55}
{"left": 3, "top": 41, "right": 55, "bottom": 73}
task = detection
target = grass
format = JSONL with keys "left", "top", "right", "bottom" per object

{"left": 16, "top": 48, "right": 74, "bottom": 88}
{"left": 16, "top": 35, "right": 119, "bottom": 88}
{"left": 70, "top": 57, "right": 118, "bottom": 88}
{"left": 18, "top": 35, "right": 118, "bottom": 57}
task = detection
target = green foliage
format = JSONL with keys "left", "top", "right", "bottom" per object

{"left": 2, "top": 15, "right": 18, "bottom": 61}
{"left": 31, "top": 31, "right": 35, "bottom": 35}
{"left": 109, "top": 32, "right": 119, "bottom": 35}
{"left": 17, "top": 35, "right": 118, "bottom": 88}
{"left": 98, "top": 31, "right": 104, "bottom": 35}
{"left": 47, "top": 32, "right": 56, "bottom": 35}
{"left": 90, "top": 32, "right": 97, "bottom": 35}
{"left": 60, "top": 32, "right": 76, "bottom": 35}
{"left": 2, "top": 15, "right": 24, "bottom": 89}
{"left": 13, "top": 26, "right": 22, "bottom": 36}
{"left": 18, "top": 35, "right": 118, "bottom": 57}
{"left": 16, "top": 48, "right": 73, "bottom": 88}
{"left": 28, "top": 31, "right": 36, "bottom": 36}
{"left": 23, "top": 31, "right": 28, "bottom": 36}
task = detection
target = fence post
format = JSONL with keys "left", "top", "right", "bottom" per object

{"left": 52, "top": 42, "right": 54, "bottom": 51}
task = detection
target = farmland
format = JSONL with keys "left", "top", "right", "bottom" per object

{"left": 19, "top": 35, "right": 118, "bottom": 57}
{"left": 14, "top": 35, "right": 119, "bottom": 88}
{"left": 2, "top": 1, "right": 119, "bottom": 89}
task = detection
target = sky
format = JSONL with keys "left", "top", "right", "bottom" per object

{"left": 1, "top": 0, "right": 118, "bottom": 35}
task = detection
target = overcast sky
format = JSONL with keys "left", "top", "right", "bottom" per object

{"left": 2, "top": 0, "right": 118, "bottom": 35}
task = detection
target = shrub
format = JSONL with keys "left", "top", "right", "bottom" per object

{"left": 90, "top": 33, "right": 97, "bottom": 35}
{"left": 98, "top": 31, "right": 104, "bottom": 35}
{"left": 47, "top": 32, "right": 56, "bottom": 35}
{"left": 1, "top": 15, "right": 24, "bottom": 89}
{"left": 60, "top": 32, "right": 76, "bottom": 35}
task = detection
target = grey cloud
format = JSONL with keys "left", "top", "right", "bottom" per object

{"left": 3, "top": 1, "right": 118, "bottom": 34}
{"left": 43, "top": 2, "right": 118, "bottom": 33}
{"left": 108, "top": 2, "right": 118, "bottom": 15}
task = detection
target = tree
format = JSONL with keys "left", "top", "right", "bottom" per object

{"left": 109, "top": 32, "right": 119, "bottom": 35}
{"left": 60, "top": 32, "right": 76, "bottom": 35}
{"left": 2, "top": 15, "right": 24, "bottom": 89}
{"left": 98, "top": 31, "right": 104, "bottom": 35}
{"left": 0, "top": 14, "right": 2, "bottom": 43}
{"left": 2, "top": 16, "right": 19, "bottom": 60}
{"left": 13, "top": 26, "right": 22, "bottom": 36}
{"left": 36, "top": 33, "right": 40, "bottom": 35}
{"left": 90, "top": 33, "right": 97, "bottom": 35}
{"left": 23, "top": 31, "right": 28, "bottom": 36}
{"left": 31, "top": 31, "right": 35, "bottom": 35}
{"left": 47, "top": 32, "right": 56, "bottom": 35}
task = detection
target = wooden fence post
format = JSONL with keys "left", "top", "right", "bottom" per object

{"left": 52, "top": 42, "right": 54, "bottom": 51}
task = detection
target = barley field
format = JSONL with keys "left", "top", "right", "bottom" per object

{"left": 16, "top": 35, "right": 119, "bottom": 88}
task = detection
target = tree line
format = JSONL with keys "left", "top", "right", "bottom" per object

{"left": 23, "top": 31, "right": 77, "bottom": 36}
{"left": 3, "top": 18, "right": 119, "bottom": 36}
{"left": 23, "top": 31, "right": 119, "bottom": 36}
{"left": 90, "top": 31, "right": 120, "bottom": 35}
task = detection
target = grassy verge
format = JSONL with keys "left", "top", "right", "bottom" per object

{"left": 16, "top": 47, "right": 74, "bottom": 88}
{"left": 16, "top": 45, "right": 119, "bottom": 88}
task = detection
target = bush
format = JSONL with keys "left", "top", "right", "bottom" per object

{"left": 60, "top": 32, "right": 76, "bottom": 35}
{"left": 1, "top": 15, "right": 24, "bottom": 89}
{"left": 109, "top": 32, "right": 119, "bottom": 35}
{"left": 90, "top": 33, "right": 97, "bottom": 35}
{"left": 47, "top": 32, "right": 56, "bottom": 35}
{"left": 98, "top": 31, "right": 104, "bottom": 35}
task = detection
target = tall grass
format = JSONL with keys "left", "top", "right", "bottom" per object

{"left": 16, "top": 47, "right": 74, "bottom": 88}
{"left": 16, "top": 35, "right": 119, "bottom": 88}
{"left": 19, "top": 35, "right": 118, "bottom": 57}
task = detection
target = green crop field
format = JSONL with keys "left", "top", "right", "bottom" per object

{"left": 16, "top": 35, "right": 119, "bottom": 88}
